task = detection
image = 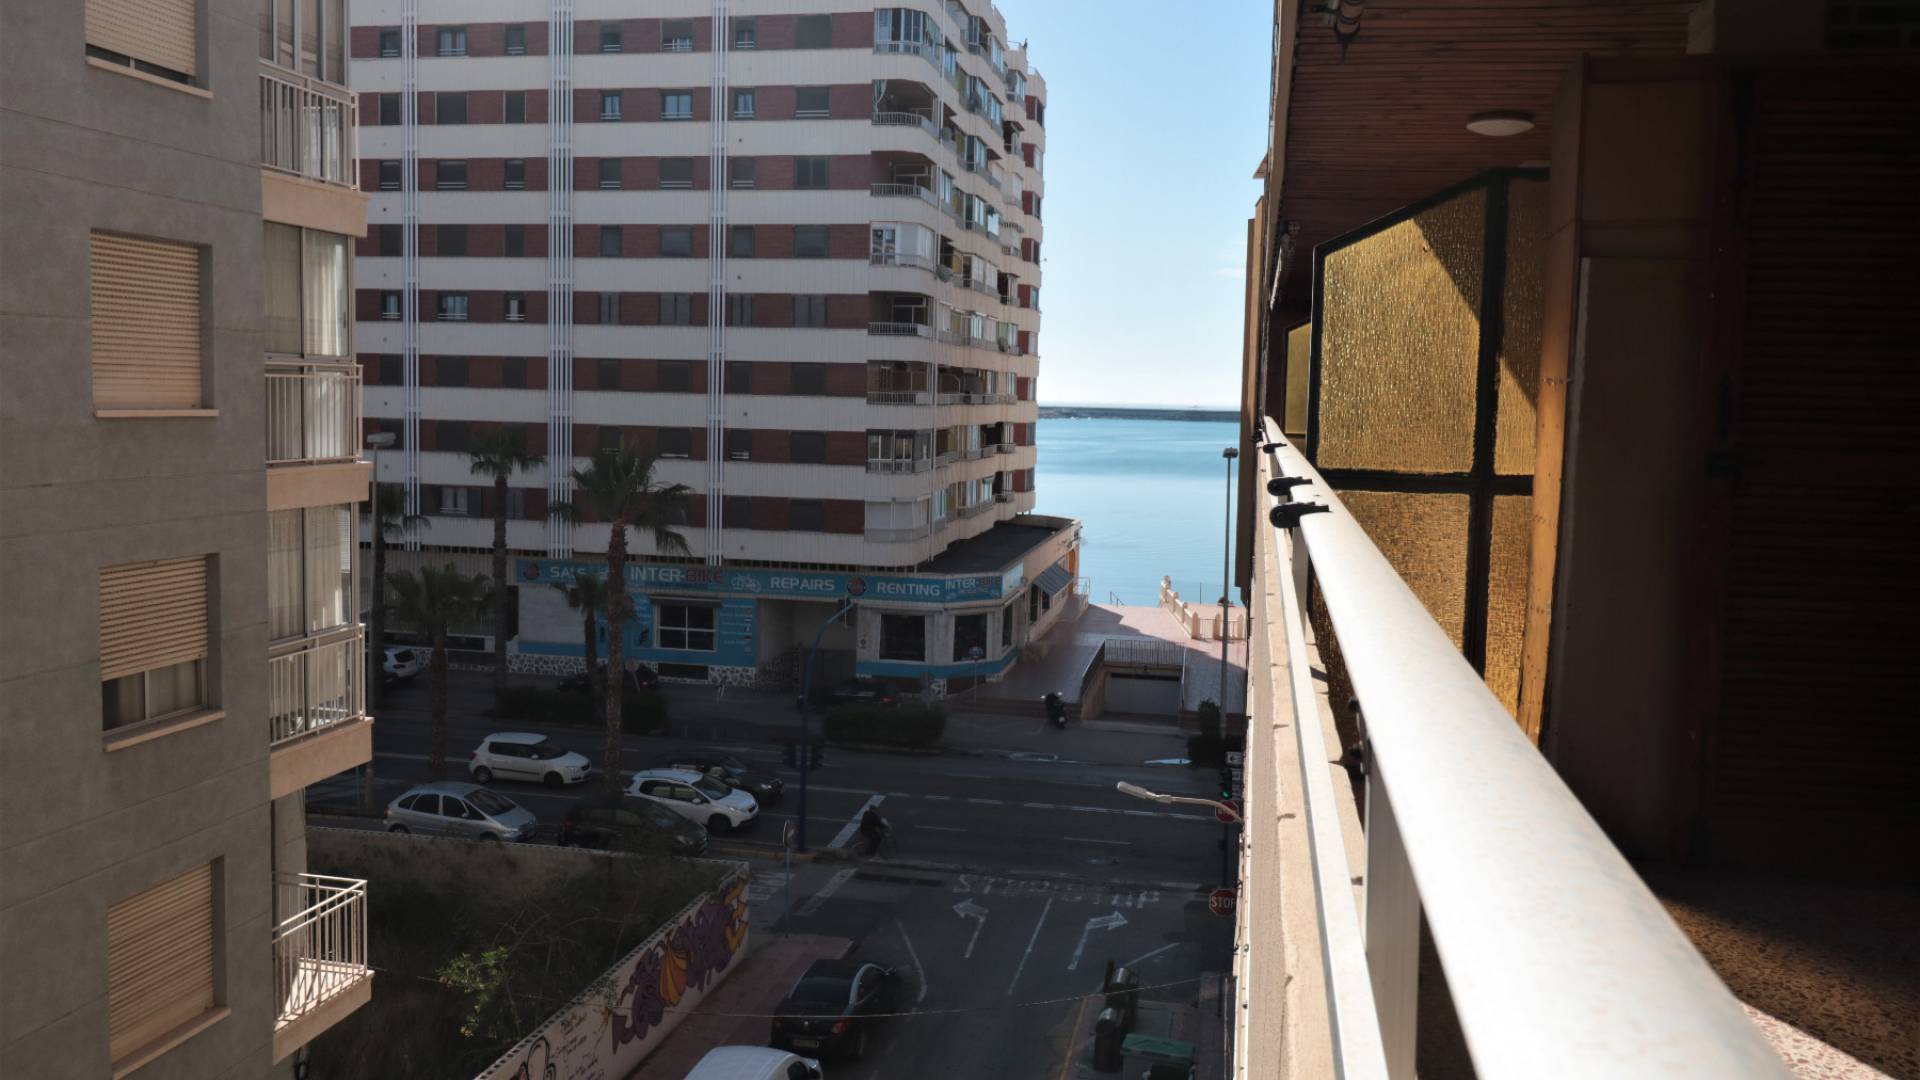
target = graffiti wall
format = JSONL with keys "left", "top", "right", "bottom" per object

{"left": 475, "top": 872, "right": 752, "bottom": 1080}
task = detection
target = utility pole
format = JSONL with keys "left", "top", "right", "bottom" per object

{"left": 795, "top": 585, "right": 863, "bottom": 852}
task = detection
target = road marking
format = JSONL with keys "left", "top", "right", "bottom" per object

{"left": 1006, "top": 897, "right": 1052, "bottom": 995}
{"left": 1064, "top": 836, "right": 1129, "bottom": 847}
{"left": 944, "top": 772, "right": 997, "bottom": 780}
{"left": 966, "top": 798, "right": 1004, "bottom": 805}
{"left": 923, "top": 795, "right": 953, "bottom": 801}
{"left": 1124, "top": 943, "right": 1181, "bottom": 968}
{"left": 953, "top": 899, "right": 989, "bottom": 958}
{"left": 894, "top": 920, "right": 929, "bottom": 1004}
{"left": 918, "top": 824, "right": 966, "bottom": 833}
{"left": 797, "top": 868, "right": 856, "bottom": 917}
{"left": 829, "top": 795, "right": 886, "bottom": 850}
{"left": 1068, "top": 910, "right": 1128, "bottom": 971}
{"left": 1057, "top": 995, "right": 1092, "bottom": 1080}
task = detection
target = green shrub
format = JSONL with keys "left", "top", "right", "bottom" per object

{"left": 493, "top": 686, "right": 667, "bottom": 735}
{"left": 823, "top": 702, "right": 946, "bottom": 748}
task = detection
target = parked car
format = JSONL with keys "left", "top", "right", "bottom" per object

{"left": 558, "top": 662, "right": 659, "bottom": 694}
{"left": 382, "top": 646, "right": 421, "bottom": 681}
{"left": 769, "top": 959, "right": 898, "bottom": 1060}
{"left": 683, "top": 1046, "right": 822, "bottom": 1080}
{"left": 557, "top": 795, "right": 709, "bottom": 855}
{"left": 821, "top": 677, "right": 896, "bottom": 708}
{"left": 626, "top": 768, "right": 759, "bottom": 833}
{"left": 658, "top": 749, "right": 785, "bottom": 804}
{"left": 469, "top": 732, "right": 592, "bottom": 786}
{"left": 385, "top": 782, "right": 538, "bottom": 842}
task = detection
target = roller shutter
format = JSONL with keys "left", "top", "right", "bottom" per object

{"left": 90, "top": 232, "right": 203, "bottom": 411}
{"left": 100, "top": 558, "right": 209, "bottom": 681}
{"left": 108, "top": 863, "right": 216, "bottom": 1063}
{"left": 86, "top": 0, "right": 197, "bottom": 79}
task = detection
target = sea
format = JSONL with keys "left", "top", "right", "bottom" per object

{"left": 1034, "top": 414, "right": 1241, "bottom": 609}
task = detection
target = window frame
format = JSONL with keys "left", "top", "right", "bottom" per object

{"left": 436, "top": 293, "right": 470, "bottom": 321}
{"left": 732, "top": 88, "right": 756, "bottom": 119}
{"left": 661, "top": 20, "right": 692, "bottom": 52}
{"left": 660, "top": 227, "right": 694, "bottom": 258}
{"left": 789, "top": 431, "right": 828, "bottom": 464}
{"left": 504, "top": 24, "right": 527, "bottom": 55}
{"left": 659, "top": 361, "right": 692, "bottom": 393}
{"left": 655, "top": 602, "right": 718, "bottom": 653}
{"left": 793, "top": 225, "right": 829, "bottom": 259}
{"left": 436, "top": 26, "right": 468, "bottom": 57}
{"left": 795, "top": 87, "right": 831, "bottom": 119}
{"left": 377, "top": 159, "right": 401, "bottom": 190}
{"left": 732, "top": 17, "right": 757, "bottom": 49}
{"left": 728, "top": 157, "right": 756, "bottom": 189}
{"left": 795, "top": 156, "right": 830, "bottom": 189}
{"left": 657, "top": 427, "right": 693, "bottom": 459}
{"left": 795, "top": 294, "right": 829, "bottom": 328}
{"left": 661, "top": 293, "right": 695, "bottom": 326}
{"left": 598, "top": 157, "right": 623, "bottom": 190}
{"left": 791, "top": 363, "right": 828, "bottom": 395}
{"left": 659, "top": 158, "right": 693, "bottom": 190}
{"left": 435, "top": 159, "right": 467, "bottom": 191}
{"left": 378, "top": 28, "right": 401, "bottom": 58}
{"left": 505, "top": 91, "right": 527, "bottom": 124}
{"left": 788, "top": 499, "right": 826, "bottom": 532}
{"left": 437, "top": 224, "right": 468, "bottom": 257}
{"left": 601, "top": 22, "right": 624, "bottom": 53}
{"left": 795, "top": 14, "right": 833, "bottom": 49}
{"left": 598, "top": 226, "right": 622, "bottom": 258}
{"left": 729, "top": 225, "right": 756, "bottom": 258}
{"left": 600, "top": 90, "right": 623, "bottom": 121}
{"left": 505, "top": 159, "right": 527, "bottom": 190}
{"left": 661, "top": 91, "right": 694, "bottom": 121}
{"left": 437, "top": 91, "right": 468, "bottom": 125}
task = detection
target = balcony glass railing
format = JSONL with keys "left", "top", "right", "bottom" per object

{"left": 259, "top": 61, "right": 356, "bottom": 188}
{"left": 868, "top": 389, "right": 932, "bottom": 404}
{"left": 267, "top": 362, "right": 361, "bottom": 466}
{"left": 869, "top": 321, "right": 932, "bottom": 337}
{"left": 268, "top": 631, "right": 365, "bottom": 747}
{"left": 867, "top": 458, "right": 934, "bottom": 474}
{"left": 273, "top": 873, "right": 369, "bottom": 1030}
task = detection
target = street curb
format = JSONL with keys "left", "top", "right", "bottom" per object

{"left": 847, "top": 856, "right": 1211, "bottom": 895}
{"left": 709, "top": 842, "right": 819, "bottom": 865}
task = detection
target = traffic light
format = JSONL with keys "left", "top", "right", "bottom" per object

{"left": 809, "top": 741, "right": 826, "bottom": 769}
{"left": 1218, "top": 766, "right": 1234, "bottom": 800}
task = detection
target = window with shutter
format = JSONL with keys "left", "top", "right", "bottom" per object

{"left": 90, "top": 232, "right": 204, "bottom": 412}
{"left": 100, "top": 557, "right": 212, "bottom": 734}
{"left": 108, "top": 862, "right": 219, "bottom": 1068}
{"left": 86, "top": 0, "right": 197, "bottom": 82}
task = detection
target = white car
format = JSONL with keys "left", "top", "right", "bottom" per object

{"left": 383, "top": 646, "right": 422, "bottom": 680}
{"left": 682, "top": 1046, "right": 822, "bottom": 1080}
{"left": 470, "top": 732, "right": 592, "bottom": 787}
{"left": 627, "top": 768, "right": 759, "bottom": 833}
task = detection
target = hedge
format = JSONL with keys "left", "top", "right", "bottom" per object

{"left": 823, "top": 702, "right": 947, "bottom": 748}
{"left": 493, "top": 686, "right": 668, "bottom": 735}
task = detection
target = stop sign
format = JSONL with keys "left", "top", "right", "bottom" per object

{"left": 1208, "top": 887, "right": 1237, "bottom": 917}
{"left": 1215, "top": 800, "right": 1242, "bottom": 824}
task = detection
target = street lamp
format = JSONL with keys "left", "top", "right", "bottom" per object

{"left": 1116, "top": 781, "right": 1241, "bottom": 822}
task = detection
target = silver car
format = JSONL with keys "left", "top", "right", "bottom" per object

{"left": 385, "top": 781, "right": 538, "bottom": 842}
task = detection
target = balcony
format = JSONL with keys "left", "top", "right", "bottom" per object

{"left": 871, "top": 182, "right": 938, "bottom": 206}
{"left": 873, "top": 251, "right": 938, "bottom": 273}
{"left": 866, "top": 523, "right": 933, "bottom": 542}
{"left": 994, "top": 491, "right": 1013, "bottom": 503}
{"left": 958, "top": 500, "right": 994, "bottom": 519}
{"left": 868, "top": 389, "right": 931, "bottom": 405}
{"left": 272, "top": 873, "right": 371, "bottom": 1062}
{"left": 991, "top": 442, "right": 1015, "bottom": 454}
{"left": 870, "top": 321, "right": 933, "bottom": 338}
{"left": 873, "top": 111, "right": 940, "bottom": 139}
{"left": 268, "top": 630, "right": 372, "bottom": 800}
{"left": 867, "top": 458, "right": 933, "bottom": 474}
{"left": 267, "top": 362, "right": 360, "bottom": 467}
{"left": 258, "top": 61, "right": 356, "bottom": 189}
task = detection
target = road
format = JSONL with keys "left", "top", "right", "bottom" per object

{"left": 322, "top": 673, "right": 1235, "bottom": 1079}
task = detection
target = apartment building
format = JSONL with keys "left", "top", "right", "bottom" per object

{"left": 349, "top": 1, "right": 1076, "bottom": 691}
{"left": 0, "top": 1, "right": 373, "bottom": 1075}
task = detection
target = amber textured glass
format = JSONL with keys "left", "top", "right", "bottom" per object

{"left": 1317, "top": 188, "right": 1486, "bottom": 474}
{"left": 1496, "top": 179, "right": 1547, "bottom": 476}
{"left": 1342, "top": 491, "right": 1470, "bottom": 647}
{"left": 1484, "top": 495, "right": 1533, "bottom": 715}
{"left": 1284, "top": 322, "right": 1312, "bottom": 440}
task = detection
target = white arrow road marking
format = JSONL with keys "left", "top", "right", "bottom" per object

{"left": 1068, "top": 910, "right": 1129, "bottom": 971}
{"left": 953, "top": 899, "right": 990, "bottom": 959}
{"left": 1007, "top": 897, "right": 1053, "bottom": 995}
{"left": 895, "top": 920, "right": 929, "bottom": 1004}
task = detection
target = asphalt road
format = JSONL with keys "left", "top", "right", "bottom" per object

{"left": 325, "top": 673, "right": 1235, "bottom": 1079}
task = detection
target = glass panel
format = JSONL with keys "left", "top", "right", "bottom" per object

{"left": 1484, "top": 494, "right": 1532, "bottom": 717}
{"left": 1495, "top": 178, "right": 1547, "bottom": 476}
{"left": 1316, "top": 188, "right": 1486, "bottom": 474}
{"left": 1342, "top": 491, "right": 1470, "bottom": 647}
{"left": 301, "top": 0, "right": 320, "bottom": 76}
{"left": 268, "top": 509, "right": 303, "bottom": 639}
{"left": 302, "top": 230, "right": 350, "bottom": 358}
{"left": 264, "top": 223, "right": 302, "bottom": 354}
{"left": 1284, "top": 323, "right": 1312, "bottom": 440}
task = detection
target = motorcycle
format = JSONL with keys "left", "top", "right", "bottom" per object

{"left": 1042, "top": 691, "right": 1067, "bottom": 729}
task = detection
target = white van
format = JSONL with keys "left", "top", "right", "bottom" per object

{"left": 682, "top": 1046, "right": 823, "bottom": 1080}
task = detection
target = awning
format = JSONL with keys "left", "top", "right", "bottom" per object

{"left": 1033, "top": 560, "right": 1072, "bottom": 596}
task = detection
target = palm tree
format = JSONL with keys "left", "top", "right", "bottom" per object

{"left": 367, "top": 483, "right": 428, "bottom": 711}
{"left": 562, "top": 572, "right": 611, "bottom": 711}
{"left": 551, "top": 445, "right": 692, "bottom": 792}
{"left": 386, "top": 565, "right": 491, "bottom": 780}
{"left": 466, "top": 429, "right": 544, "bottom": 700}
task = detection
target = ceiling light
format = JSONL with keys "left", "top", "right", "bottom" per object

{"left": 1466, "top": 110, "right": 1535, "bottom": 137}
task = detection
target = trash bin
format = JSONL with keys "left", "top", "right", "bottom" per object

{"left": 1103, "top": 964, "right": 1140, "bottom": 1029}
{"left": 1091, "top": 1007, "right": 1124, "bottom": 1072}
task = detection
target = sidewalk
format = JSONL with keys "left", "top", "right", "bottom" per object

{"left": 631, "top": 934, "right": 852, "bottom": 1079}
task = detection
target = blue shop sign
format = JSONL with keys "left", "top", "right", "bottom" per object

{"left": 516, "top": 559, "right": 1013, "bottom": 605}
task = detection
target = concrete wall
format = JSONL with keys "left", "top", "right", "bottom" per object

{"left": 0, "top": 1, "right": 282, "bottom": 1076}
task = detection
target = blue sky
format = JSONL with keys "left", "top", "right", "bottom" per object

{"left": 999, "top": 0, "right": 1271, "bottom": 409}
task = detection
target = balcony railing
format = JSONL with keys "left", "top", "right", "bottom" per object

{"left": 866, "top": 523, "right": 932, "bottom": 542}
{"left": 874, "top": 40, "right": 935, "bottom": 61}
{"left": 869, "top": 321, "right": 933, "bottom": 338}
{"left": 873, "top": 111, "right": 939, "bottom": 138}
{"left": 958, "top": 500, "right": 993, "bottom": 518}
{"left": 273, "top": 873, "right": 369, "bottom": 1030}
{"left": 867, "top": 458, "right": 933, "bottom": 474}
{"left": 868, "top": 390, "right": 931, "bottom": 405}
{"left": 267, "top": 362, "right": 361, "bottom": 467}
{"left": 994, "top": 491, "right": 1013, "bottom": 503}
{"left": 991, "top": 441, "right": 1014, "bottom": 454}
{"left": 1242, "top": 418, "right": 1787, "bottom": 1079}
{"left": 871, "top": 182, "right": 938, "bottom": 206}
{"left": 934, "top": 450, "right": 962, "bottom": 466}
{"left": 258, "top": 62, "right": 356, "bottom": 189}
{"left": 873, "top": 251, "right": 937, "bottom": 273}
{"left": 268, "top": 631, "right": 366, "bottom": 747}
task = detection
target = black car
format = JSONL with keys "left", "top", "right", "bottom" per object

{"left": 821, "top": 677, "right": 897, "bottom": 708}
{"left": 660, "top": 749, "right": 785, "bottom": 804}
{"left": 769, "top": 959, "right": 897, "bottom": 1060}
{"left": 558, "top": 662, "right": 660, "bottom": 694}
{"left": 556, "top": 795, "right": 708, "bottom": 855}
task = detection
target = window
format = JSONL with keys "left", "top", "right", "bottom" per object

{"left": 725, "top": 294, "right": 754, "bottom": 327}
{"left": 598, "top": 426, "right": 622, "bottom": 453}
{"left": 267, "top": 506, "right": 353, "bottom": 640}
{"left": 437, "top": 26, "right": 467, "bottom": 56}
{"left": 597, "top": 293, "right": 618, "bottom": 325}
{"left": 598, "top": 227, "right": 621, "bottom": 258}
{"left": 378, "top": 160, "right": 401, "bottom": 190}
{"left": 89, "top": 0, "right": 198, "bottom": 83}
{"left": 437, "top": 293, "right": 469, "bottom": 320}
{"left": 601, "top": 22, "right": 624, "bottom": 52}
{"left": 790, "top": 431, "right": 827, "bottom": 463}
{"left": 659, "top": 361, "right": 692, "bottom": 392}
{"left": 503, "top": 357, "right": 527, "bottom": 388}
{"left": 796, "top": 156, "right": 829, "bottom": 189}
{"left": 98, "top": 555, "right": 209, "bottom": 732}
{"left": 732, "top": 17, "right": 757, "bottom": 49}
{"left": 657, "top": 428, "right": 692, "bottom": 458}
{"left": 107, "top": 862, "right": 218, "bottom": 1070}
{"left": 436, "top": 160, "right": 467, "bottom": 190}
{"left": 505, "top": 159, "right": 526, "bottom": 189}
{"left": 789, "top": 499, "right": 825, "bottom": 532}
{"left": 724, "top": 495, "right": 752, "bottom": 527}
{"left": 659, "top": 158, "right": 692, "bottom": 189}
{"left": 880, "top": 613, "right": 926, "bottom": 662}
{"left": 379, "top": 28, "right": 401, "bottom": 57}
{"left": 953, "top": 612, "right": 989, "bottom": 662}
{"left": 263, "top": 224, "right": 350, "bottom": 358}
{"left": 662, "top": 92, "right": 693, "bottom": 120}
{"left": 729, "top": 225, "right": 756, "bottom": 258}
{"left": 661, "top": 20, "right": 691, "bottom": 51}
{"left": 438, "top": 92, "right": 468, "bottom": 124}
{"left": 726, "top": 361, "right": 751, "bottom": 394}
{"left": 660, "top": 227, "right": 693, "bottom": 258}
{"left": 795, "top": 87, "right": 830, "bottom": 119}
{"left": 600, "top": 91, "right": 623, "bottom": 121}
{"left": 436, "top": 355, "right": 468, "bottom": 386}
{"left": 597, "top": 158, "right": 623, "bottom": 190}
{"left": 792, "top": 363, "right": 827, "bottom": 395}
{"left": 796, "top": 14, "right": 832, "bottom": 49}
{"left": 505, "top": 226, "right": 526, "bottom": 257}
{"left": 505, "top": 91, "right": 526, "bottom": 124}
{"left": 657, "top": 603, "right": 717, "bottom": 652}
{"left": 380, "top": 292, "right": 401, "bottom": 320}
{"left": 505, "top": 293, "right": 527, "bottom": 321}
{"left": 90, "top": 232, "right": 205, "bottom": 411}
{"left": 729, "top": 157, "right": 756, "bottom": 189}
{"left": 438, "top": 225, "right": 468, "bottom": 256}
{"left": 379, "top": 93, "right": 400, "bottom": 125}
{"left": 661, "top": 293, "right": 695, "bottom": 326}
{"left": 438, "top": 485, "right": 471, "bottom": 515}
{"left": 505, "top": 24, "right": 526, "bottom": 55}
{"left": 732, "top": 89, "right": 756, "bottom": 119}
{"left": 794, "top": 226, "right": 828, "bottom": 258}
{"left": 597, "top": 358, "right": 622, "bottom": 390}
{"left": 795, "top": 294, "right": 828, "bottom": 328}
{"left": 726, "top": 429, "right": 752, "bottom": 460}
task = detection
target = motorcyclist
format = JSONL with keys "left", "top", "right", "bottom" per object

{"left": 859, "top": 806, "right": 889, "bottom": 854}
{"left": 1043, "top": 691, "right": 1067, "bottom": 727}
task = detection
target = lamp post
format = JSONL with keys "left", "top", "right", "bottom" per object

{"left": 795, "top": 595, "right": 859, "bottom": 854}
{"left": 1119, "top": 780, "right": 1242, "bottom": 886}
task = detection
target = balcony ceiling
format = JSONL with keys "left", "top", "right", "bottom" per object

{"left": 1271, "top": 0, "right": 1694, "bottom": 315}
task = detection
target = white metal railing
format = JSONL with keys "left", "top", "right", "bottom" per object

{"left": 866, "top": 523, "right": 932, "bottom": 542}
{"left": 871, "top": 182, "right": 938, "bottom": 206}
{"left": 873, "top": 251, "right": 937, "bottom": 272}
{"left": 266, "top": 362, "right": 361, "bottom": 466}
{"left": 867, "top": 458, "right": 933, "bottom": 474}
{"left": 994, "top": 491, "right": 1013, "bottom": 503}
{"left": 258, "top": 62, "right": 356, "bottom": 188}
{"left": 873, "top": 111, "right": 939, "bottom": 137}
{"left": 1247, "top": 417, "right": 1789, "bottom": 1079}
{"left": 273, "top": 873, "right": 369, "bottom": 1027}
{"left": 874, "top": 40, "right": 933, "bottom": 61}
{"left": 268, "top": 631, "right": 365, "bottom": 746}
{"left": 869, "top": 390, "right": 931, "bottom": 404}
{"left": 934, "top": 450, "right": 961, "bottom": 466}
{"left": 991, "top": 442, "right": 1014, "bottom": 454}
{"left": 964, "top": 446, "right": 986, "bottom": 460}
{"left": 870, "top": 321, "right": 932, "bottom": 337}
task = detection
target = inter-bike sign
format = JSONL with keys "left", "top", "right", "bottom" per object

{"left": 517, "top": 558, "right": 1012, "bottom": 605}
